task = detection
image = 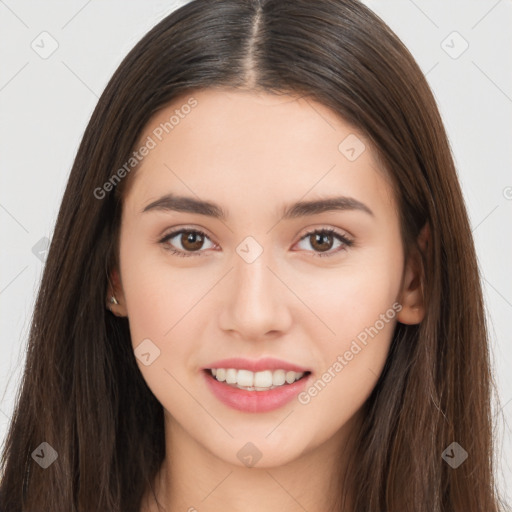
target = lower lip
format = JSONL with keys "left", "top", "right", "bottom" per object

{"left": 203, "top": 370, "right": 311, "bottom": 413}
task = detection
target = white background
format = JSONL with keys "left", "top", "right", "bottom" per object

{"left": 1, "top": 0, "right": 510, "bottom": 501}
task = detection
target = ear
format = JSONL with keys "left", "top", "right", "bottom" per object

{"left": 396, "top": 223, "right": 429, "bottom": 325}
{"left": 106, "top": 267, "right": 128, "bottom": 317}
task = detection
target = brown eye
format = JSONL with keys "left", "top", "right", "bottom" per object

{"left": 309, "top": 232, "right": 334, "bottom": 252}
{"left": 160, "top": 229, "right": 215, "bottom": 257}
{"left": 180, "top": 231, "right": 205, "bottom": 251}
{"left": 295, "top": 228, "right": 353, "bottom": 257}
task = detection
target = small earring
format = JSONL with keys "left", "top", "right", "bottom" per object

{"left": 107, "top": 295, "right": 119, "bottom": 312}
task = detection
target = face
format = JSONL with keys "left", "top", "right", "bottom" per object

{"left": 112, "top": 88, "right": 423, "bottom": 469}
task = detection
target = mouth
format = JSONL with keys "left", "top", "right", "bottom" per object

{"left": 202, "top": 363, "right": 312, "bottom": 413}
{"left": 204, "top": 367, "right": 311, "bottom": 392}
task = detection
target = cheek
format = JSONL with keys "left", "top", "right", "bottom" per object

{"left": 118, "top": 231, "right": 225, "bottom": 404}
{"left": 119, "top": 245, "right": 203, "bottom": 419}
{"left": 296, "top": 240, "right": 403, "bottom": 343}
{"left": 295, "top": 241, "right": 402, "bottom": 416}
{"left": 119, "top": 229, "right": 206, "bottom": 341}
{"left": 118, "top": 234, "right": 194, "bottom": 376}
{"left": 295, "top": 303, "right": 398, "bottom": 450}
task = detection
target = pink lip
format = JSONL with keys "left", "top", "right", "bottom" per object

{"left": 204, "top": 357, "right": 310, "bottom": 373}
{"left": 203, "top": 370, "right": 311, "bottom": 413}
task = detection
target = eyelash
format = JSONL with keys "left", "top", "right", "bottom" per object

{"left": 158, "top": 227, "right": 354, "bottom": 258}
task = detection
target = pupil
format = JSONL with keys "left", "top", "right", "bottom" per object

{"left": 313, "top": 233, "right": 332, "bottom": 252}
{"left": 183, "top": 232, "right": 203, "bottom": 250}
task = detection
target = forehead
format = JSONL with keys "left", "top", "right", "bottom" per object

{"left": 123, "top": 88, "right": 397, "bottom": 221}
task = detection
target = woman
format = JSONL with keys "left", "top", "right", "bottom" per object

{"left": 0, "top": 0, "right": 508, "bottom": 511}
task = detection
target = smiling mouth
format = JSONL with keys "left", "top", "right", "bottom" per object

{"left": 205, "top": 368, "right": 311, "bottom": 392}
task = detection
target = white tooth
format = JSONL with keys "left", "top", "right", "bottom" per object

{"left": 285, "top": 371, "right": 296, "bottom": 384}
{"left": 214, "top": 367, "right": 306, "bottom": 388}
{"left": 226, "top": 368, "right": 237, "bottom": 384}
{"left": 272, "top": 369, "right": 286, "bottom": 386}
{"left": 254, "top": 370, "right": 273, "bottom": 388}
{"left": 237, "top": 369, "right": 254, "bottom": 387}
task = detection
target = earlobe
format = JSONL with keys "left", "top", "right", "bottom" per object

{"left": 106, "top": 267, "right": 128, "bottom": 317}
{"left": 396, "top": 223, "right": 430, "bottom": 325}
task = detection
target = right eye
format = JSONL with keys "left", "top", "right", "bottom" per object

{"left": 159, "top": 228, "right": 217, "bottom": 257}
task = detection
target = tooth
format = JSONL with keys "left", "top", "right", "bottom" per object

{"left": 272, "top": 369, "right": 286, "bottom": 386}
{"left": 226, "top": 368, "right": 237, "bottom": 384}
{"left": 285, "top": 371, "right": 296, "bottom": 384}
{"left": 212, "top": 367, "right": 307, "bottom": 387}
{"left": 254, "top": 370, "right": 273, "bottom": 388}
{"left": 237, "top": 369, "right": 254, "bottom": 387}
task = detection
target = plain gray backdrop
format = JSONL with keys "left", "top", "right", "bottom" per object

{"left": 1, "top": 0, "right": 511, "bottom": 499}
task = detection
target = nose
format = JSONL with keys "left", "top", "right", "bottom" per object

{"left": 217, "top": 247, "right": 292, "bottom": 341}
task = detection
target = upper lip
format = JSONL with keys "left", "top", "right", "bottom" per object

{"left": 204, "top": 357, "right": 311, "bottom": 373}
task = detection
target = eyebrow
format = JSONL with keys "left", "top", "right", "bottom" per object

{"left": 141, "top": 193, "right": 374, "bottom": 219}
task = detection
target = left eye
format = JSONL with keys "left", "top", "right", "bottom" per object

{"left": 159, "top": 228, "right": 353, "bottom": 258}
{"left": 293, "top": 228, "right": 353, "bottom": 257}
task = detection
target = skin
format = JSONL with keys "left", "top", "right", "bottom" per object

{"left": 108, "top": 88, "right": 426, "bottom": 512}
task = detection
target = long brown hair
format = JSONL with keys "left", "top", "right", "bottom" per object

{"left": 0, "top": 0, "right": 508, "bottom": 510}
